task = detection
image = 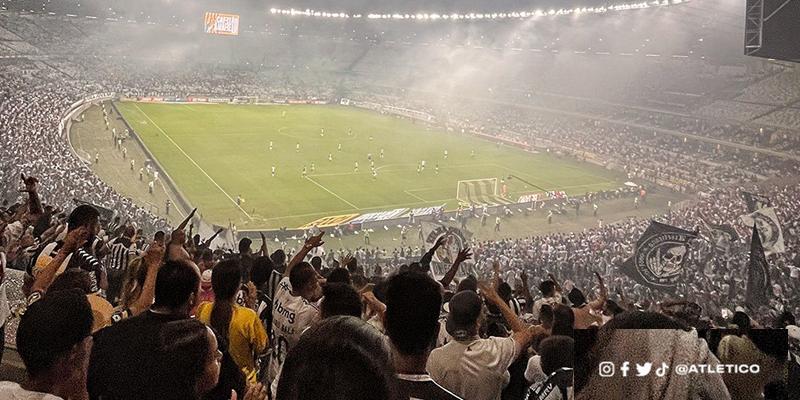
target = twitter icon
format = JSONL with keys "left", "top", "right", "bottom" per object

{"left": 636, "top": 362, "right": 653, "bottom": 377}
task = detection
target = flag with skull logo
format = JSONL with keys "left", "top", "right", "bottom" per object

{"left": 620, "top": 221, "right": 699, "bottom": 291}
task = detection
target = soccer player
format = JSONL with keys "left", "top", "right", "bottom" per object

{"left": 320, "top": 128, "right": 325, "bottom": 137}
{"left": 435, "top": 163, "right": 439, "bottom": 175}
{"left": 138, "top": 168, "right": 144, "bottom": 181}
{"left": 237, "top": 195, "right": 243, "bottom": 206}
{"left": 296, "top": 143, "right": 301, "bottom": 153}
{"left": 380, "top": 148, "right": 384, "bottom": 158}
{"left": 354, "top": 161, "right": 359, "bottom": 173}
{"left": 337, "top": 143, "right": 342, "bottom": 152}
{"left": 470, "top": 149, "right": 475, "bottom": 158}
{"left": 272, "top": 165, "right": 276, "bottom": 177}
{"left": 328, "top": 153, "right": 333, "bottom": 162}
{"left": 153, "top": 171, "right": 159, "bottom": 182}
{"left": 444, "top": 149, "right": 448, "bottom": 159}
{"left": 302, "top": 166, "right": 307, "bottom": 178}
{"left": 372, "top": 169, "right": 377, "bottom": 180}
{"left": 130, "top": 159, "right": 135, "bottom": 171}
{"left": 368, "top": 153, "right": 372, "bottom": 161}
{"left": 148, "top": 181, "right": 154, "bottom": 194}
{"left": 348, "top": 128, "right": 352, "bottom": 136}
{"left": 95, "top": 153, "right": 99, "bottom": 164}
{"left": 416, "top": 165, "right": 421, "bottom": 174}
{"left": 370, "top": 160, "right": 375, "bottom": 168}
{"left": 310, "top": 163, "right": 315, "bottom": 173}
{"left": 269, "top": 141, "right": 273, "bottom": 151}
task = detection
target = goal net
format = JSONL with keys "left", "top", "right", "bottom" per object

{"left": 456, "top": 178, "right": 513, "bottom": 206}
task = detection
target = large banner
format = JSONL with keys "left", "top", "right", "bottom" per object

{"left": 738, "top": 207, "right": 785, "bottom": 255}
{"left": 421, "top": 222, "right": 473, "bottom": 277}
{"left": 621, "top": 221, "right": 698, "bottom": 291}
{"left": 349, "top": 208, "right": 408, "bottom": 224}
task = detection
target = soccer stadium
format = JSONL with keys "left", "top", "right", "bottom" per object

{"left": 0, "top": 0, "right": 799, "bottom": 399}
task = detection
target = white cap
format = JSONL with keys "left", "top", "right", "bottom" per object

{"left": 787, "top": 325, "right": 800, "bottom": 341}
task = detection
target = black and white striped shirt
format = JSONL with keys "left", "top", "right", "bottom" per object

{"left": 106, "top": 237, "right": 138, "bottom": 272}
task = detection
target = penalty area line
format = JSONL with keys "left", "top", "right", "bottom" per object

{"left": 304, "top": 176, "right": 360, "bottom": 210}
{"left": 132, "top": 103, "right": 253, "bottom": 220}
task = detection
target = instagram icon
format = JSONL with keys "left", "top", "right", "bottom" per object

{"left": 599, "top": 362, "right": 615, "bottom": 377}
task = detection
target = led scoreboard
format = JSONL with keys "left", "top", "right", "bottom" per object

{"left": 204, "top": 12, "right": 240, "bottom": 36}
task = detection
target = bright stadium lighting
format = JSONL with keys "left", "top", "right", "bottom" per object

{"left": 267, "top": 0, "right": 686, "bottom": 21}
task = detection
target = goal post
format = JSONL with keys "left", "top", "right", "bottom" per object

{"left": 456, "top": 178, "right": 499, "bottom": 206}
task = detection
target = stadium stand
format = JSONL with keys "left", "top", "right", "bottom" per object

{"left": 0, "top": 1, "right": 798, "bottom": 399}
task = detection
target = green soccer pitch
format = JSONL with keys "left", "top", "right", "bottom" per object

{"left": 115, "top": 102, "right": 624, "bottom": 230}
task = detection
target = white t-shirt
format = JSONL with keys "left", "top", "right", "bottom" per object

{"left": 268, "top": 277, "right": 320, "bottom": 382}
{"left": 531, "top": 294, "right": 562, "bottom": 321}
{"left": 427, "top": 336, "right": 518, "bottom": 400}
{"left": 0, "top": 382, "right": 63, "bottom": 399}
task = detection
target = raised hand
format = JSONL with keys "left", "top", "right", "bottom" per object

{"left": 478, "top": 281, "right": 502, "bottom": 304}
{"left": 143, "top": 240, "right": 165, "bottom": 267}
{"left": 304, "top": 231, "right": 325, "bottom": 249}
{"left": 62, "top": 226, "right": 90, "bottom": 254}
{"left": 454, "top": 247, "right": 472, "bottom": 265}
{"left": 20, "top": 173, "right": 38, "bottom": 193}
{"left": 434, "top": 234, "right": 448, "bottom": 248}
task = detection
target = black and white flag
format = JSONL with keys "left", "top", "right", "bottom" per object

{"left": 700, "top": 217, "right": 740, "bottom": 253}
{"left": 421, "top": 222, "right": 472, "bottom": 277}
{"left": 746, "top": 224, "right": 771, "bottom": 307}
{"left": 741, "top": 191, "right": 771, "bottom": 213}
{"left": 738, "top": 207, "right": 785, "bottom": 255}
{"left": 621, "top": 221, "right": 698, "bottom": 291}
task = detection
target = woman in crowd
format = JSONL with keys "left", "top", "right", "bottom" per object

{"left": 197, "top": 259, "right": 268, "bottom": 381}
{"left": 157, "top": 319, "right": 223, "bottom": 400}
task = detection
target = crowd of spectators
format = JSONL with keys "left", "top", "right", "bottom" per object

{"left": 1, "top": 173, "right": 798, "bottom": 400}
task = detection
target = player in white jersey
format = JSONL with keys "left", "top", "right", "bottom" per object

{"left": 296, "top": 143, "right": 301, "bottom": 153}
{"left": 269, "top": 141, "right": 273, "bottom": 151}
{"left": 272, "top": 165, "right": 276, "bottom": 177}
{"left": 328, "top": 153, "right": 333, "bottom": 162}
{"left": 354, "top": 161, "right": 359, "bottom": 173}
{"left": 444, "top": 149, "right": 448, "bottom": 159}
{"left": 320, "top": 128, "right": 325, "bottom": 137}
{"left": 268, "top": 232, "right": 325, "bottom": 392}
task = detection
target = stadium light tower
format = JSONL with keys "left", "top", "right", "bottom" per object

{"left": 744, "top": 0, "right": 764, "bottom": 55}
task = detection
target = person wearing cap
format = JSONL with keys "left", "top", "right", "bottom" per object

{"left": 427, "top": 282, "right": 546, "bottom": 400}
{"left": 0, "top": 289, "right": 93, "bottom": 400}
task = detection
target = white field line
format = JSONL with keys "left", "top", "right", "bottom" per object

{"left": 132, "top": 104, "right": 253, "bottom": 220}
{"left": 404, "top": 190, "right": 428, "bottom": 202}
{"left": 304, "top": 176, "right": 360, "bottom": 209}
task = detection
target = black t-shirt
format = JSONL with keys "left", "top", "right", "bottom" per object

{"left": 396, "top": 374, "right": 463, "bottom": 400}
{"left": 88, "top": 310, "right": 186, "bottom": 400}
